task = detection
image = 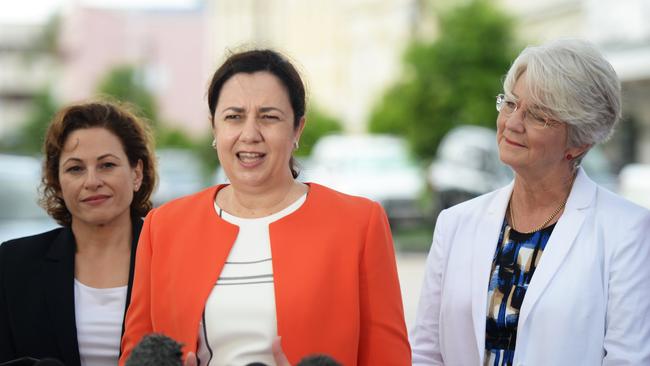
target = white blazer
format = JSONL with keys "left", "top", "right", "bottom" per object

{"left": 411, "top": 168, "right": 650, "bottom": 366}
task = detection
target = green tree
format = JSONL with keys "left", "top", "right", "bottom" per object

{"left": 95, "top": 64, "right": 219, "bottom": 177}
{"left": 298, "top": 105, "right": 343, "bottom": 156}
{"left": 190, "top": 132, "right": 220, "bottom": 180}
{"left": 95, "top": 65, "right": 204, "bottom": 149}
{"left": 157, "top": 127, "right": 195, "bottom": 149}
{"left": 96, "top": 65, "right": 158, "bottom": 125}
{"left": 369, "top": 0, "right": 517, "bottom": 158}
{"left": 3, "top": 13, "right": 62, "bottom": 154}
{"left": 11, "top": 88, "right": 59, "bottom": 154}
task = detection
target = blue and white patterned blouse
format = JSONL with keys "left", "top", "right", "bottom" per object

{"left": 484, "top": 220, "right": 555, "bottom": 366}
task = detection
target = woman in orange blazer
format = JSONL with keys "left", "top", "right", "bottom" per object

{"left": 120, "top": 49, "right": 410, "bottom": 366}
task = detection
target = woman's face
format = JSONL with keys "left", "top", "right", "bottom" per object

{"left": 496, "top": 73, "right": 573, "bottom": 176}
{"left": 58, "top": 127, "right": 142, "bottom": 228}
{"left": 212, "top": 71, "right": 304, "bottom": 191}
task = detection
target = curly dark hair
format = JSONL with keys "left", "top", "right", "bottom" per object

{"left": 40, "top": 100, "right": 157, "bottom": 226}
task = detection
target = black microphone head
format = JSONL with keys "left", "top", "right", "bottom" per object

{"left": 33, "top": 359, "right": 65, "bottom": 366}
{"left": 125, "top": 333, "right": 183, "bottom": 366}
{"left": 296, "top": 354, "right": 342, "bottom": 366}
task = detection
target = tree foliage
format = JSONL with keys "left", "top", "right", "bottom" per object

{"left": 4, "top": 14, "right": 62, "bottom": 154}
{"left": 95, "top": 64, "right": 214, "bottom": 171}
{"left": 96, "top": 64, "right": 198, "bottom": 148}
{"left": 11, "top": 88, "right": 59, "bottom": 154}
{"left": 297, "top": 105, "right": 343, "bottom": 156}
{"left": 96, "top": 65, "right": 158, "bottom": 126}
{"left": 369, "top": 0, "right": 517, "bottom": 158}
{"left": 157, "top": 127, "right": 196, "bottom": 149}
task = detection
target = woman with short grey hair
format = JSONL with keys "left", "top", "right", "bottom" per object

{"left": 411, "top": 38, "right": 650, "bottom": 365}
{"left": 503, "top": 38, "right": 622, "bottom": 165}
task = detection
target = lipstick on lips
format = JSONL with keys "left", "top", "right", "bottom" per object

{"left": 82, "top": 195, "right": 110, "bottom": 205}
{"left": 504, "top": 137, "right": 525, "bottom": 148}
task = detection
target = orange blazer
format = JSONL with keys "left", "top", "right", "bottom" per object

{"left": 120, "top": 183, "right": 411, "bottom": 366}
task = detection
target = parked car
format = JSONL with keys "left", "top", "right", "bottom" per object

{"left": 0, "top": 154, "right": 58, "bottom": 243}
{"left": 428, "top": 125, "right": 617, "bottom": 212}
{"left": 428, "top": 126, "right": 512, "bottom": 211}
{"left": 152, "top": 149, "right": 207, "bottom": 207}
{"left": 304, "top": 134, "right": 427, "bottom": 227}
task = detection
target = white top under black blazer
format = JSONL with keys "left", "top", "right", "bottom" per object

{"left": 411, "top": 167, "right": 650, "bottom": 365}
{"left": 0, "top": 218, "right": 142, "bottom": 366}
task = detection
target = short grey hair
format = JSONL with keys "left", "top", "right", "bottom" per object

{"left": 503, "top": 38, "right": 621, "bottom": 150}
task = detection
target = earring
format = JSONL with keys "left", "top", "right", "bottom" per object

{"left": 211, "top": 139, "right": 216, "bottom": 148}
{"left": 134, "top": 183, "right": 140, "bottom": 192}
{"left": 566, "top": 153, "right": 573, "bottom": 160}
{"left": 293, "top": 141, "right": 299, "bottom": 150}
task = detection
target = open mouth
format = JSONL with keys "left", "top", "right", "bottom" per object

{"left": 237, "top": 152, "right": 266, "bottom": 165}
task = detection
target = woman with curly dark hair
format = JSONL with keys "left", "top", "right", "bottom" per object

{"left": 0, "top": 100, "right": 157, "bottom": 366}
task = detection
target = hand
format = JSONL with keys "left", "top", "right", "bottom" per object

{"left": 272, "top": 337, "right": 291, "bottom": 366}
{"left": 184, "top": 351, "right": 197, "bottom": 366}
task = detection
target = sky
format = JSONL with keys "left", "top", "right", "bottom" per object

{"left": 0, "top": 0, "right": 200, "bottom": 23}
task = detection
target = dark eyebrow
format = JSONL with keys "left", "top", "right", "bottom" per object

{"left": 259, "top": 107, "right": 285, "bottom": 116}
{"left": 61, "top": 157, "right": 82, "bottom": 166}
{"left": 98, "top": 154, "right": 121, "bottom": 161}
{"left": 61, "top": 154, "right": 121, "bottom": 166}
{"left": 221, "top": 107, "right": 245, "bottom": 114}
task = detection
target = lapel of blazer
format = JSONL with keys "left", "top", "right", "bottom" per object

{"left": 178, "top": 186, "right": 239, "bottom": 342}
{"left": 43, "top": 227, "right": 81, "bottom": 366}
{"left": 471, "top": 182, "right": 513, "bottom": 361}
{"left": 517, "top": 167, "right": 596, "bottom": 332}
{"left": 268, "top": 183, "right": 319, "bottom": 362}
{"left": 120, "top": 217, "right": 143, "bottom": 340}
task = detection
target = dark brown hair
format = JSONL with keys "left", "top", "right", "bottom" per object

{"left": 40, "top": 100, "right": 157, "bottom": 226}
{"left": 207, "top": 49, "right": 306, "bottom": 178}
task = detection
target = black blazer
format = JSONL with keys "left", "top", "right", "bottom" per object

{"left": 0, "top": 218, "right": 143, "bottom": 366}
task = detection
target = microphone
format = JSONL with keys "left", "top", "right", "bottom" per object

{"left": 125, "top": 333, "right": 184, "bottom": 366}
{"left": 297, "top": 355, "right": 342, "bottom": 366}
{"left": 246, "top": 353, "right": 341, "bottom": 366}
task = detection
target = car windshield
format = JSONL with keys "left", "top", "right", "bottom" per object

{"left": 338, "top": 154, "right": 411, "bottom": 171}
{"left": 158, "top": 150, "right": 202, "bottom": 177}
{"left": 313, "top": 137, "right": 415, "bottom": 171}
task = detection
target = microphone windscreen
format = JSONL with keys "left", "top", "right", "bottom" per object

{"left": 297, "top": 354, "right": 342, "bottom": 366}
{"left": 125, "top": 333, "right": 183, "bottom": 366}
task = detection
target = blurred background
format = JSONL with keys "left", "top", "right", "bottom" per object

{"left": 2, "top": 0, "right": 650, "bottom": 328}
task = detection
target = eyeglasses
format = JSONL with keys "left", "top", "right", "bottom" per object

{"left": 496, "top": 94, "right": 559, "bottom": 129}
